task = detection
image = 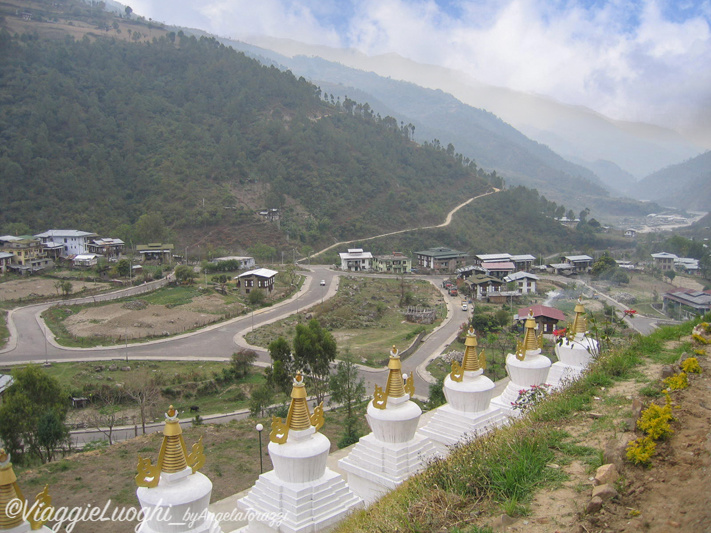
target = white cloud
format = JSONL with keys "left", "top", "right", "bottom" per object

{"left": 129, "top": 0, "right": 711, "bottom": 141}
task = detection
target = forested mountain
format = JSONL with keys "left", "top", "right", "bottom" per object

{"left": 634, "top": 151, "right": 711, "bottom": 211}
{"left": 0, "top": 1, "right": 616, "bottom": 255}
{"left": 0, "top": 30, "right": 495, "bottom": 241}
{"left": 198, "top": 38, "right": 613, "bottom": 209}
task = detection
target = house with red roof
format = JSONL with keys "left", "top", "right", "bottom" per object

{"left": 516, "top": 305, "right": 566, "bottom": 334}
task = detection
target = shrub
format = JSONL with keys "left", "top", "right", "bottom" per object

{"left": 663, "top": 372, "right": 688, "bottom": 391}
{"left": 626, "top": 436, "right": 656, "bottom": 466}
{"left": 681, "top": 357, "right": 702, "bottom": 374}
{"left": 637, "top": 392, "right": 674, "bottom": 440}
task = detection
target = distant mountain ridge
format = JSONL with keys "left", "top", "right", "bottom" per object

{"left": 237, "top": 36, "right": 702, "bottom": 182}
{"left": 635, "top": 151, "right": 711, "bottom": 211}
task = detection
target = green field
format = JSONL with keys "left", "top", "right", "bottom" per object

{"left": 245, "top": 276, "right": 445, "bottom": 366}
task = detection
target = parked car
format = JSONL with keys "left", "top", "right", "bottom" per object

{"left": 320, "top": 279, "right": 326, "bottom": 286}
{"left": 462, "top": 303, "right": 468, "bottom": 311}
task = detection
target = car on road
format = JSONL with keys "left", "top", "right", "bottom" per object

{"left": 462, "top": 303, "right": 468, "bottom": 311}
{"left": 320, "top": 280, "right": 326, "bottom": 286}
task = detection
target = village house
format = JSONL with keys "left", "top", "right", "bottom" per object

{"left": 136, "top": 243, "right": 174, "bottom": 263}
{"left": 0, "top": 252, "right": 13, "bottom": 274}
{"left": 235, "top": 268, "right": 278, "bottom": 295}
{"left": 0, "top": 238, "right": 53, "bottom": 274}
{"left": 651, "top": 252, "right": 677, "bottom": 271}
{"left": 415, "top": 247, "right": 468, "bottom": 273}
{"left": 339, "top": 248, "right": 373, "bottom": 271}
{"left": 473, "top": 253, "right": 536, "bottom": 272}
{"left": 466, "top": 274, "right": 504, "bottom": 300}
{"left": 504, "top": 271, "right": 539, "bottom": 294}
{"left": 87, "top": 238, "right": 125, "bottom": 259}
{"left": 674, "top": 257, "right": 699, "bottom": 274}
{"left": 455, "top": 264, "right": 487, "bottom": 279}
{"left": 624, "top": 229, "right": 637, "bottom": 238}
{"left": 516, "top": 305, "right": 566, "bottom": 334}
{"left": 212, "top": 256, "right": 256, "bottom": 270}
{"left": 663, "top": 288, "right": 711, "bottom": 318}
{"left": 482, "top": 261, "right": 515, "bottom": 280}
{"left": 548, "top": 262, "right": 575, "bottom": 276}
{"left": 564, "top": 255, "right": 593, "bottom": 273}
{"left": 372, "top": 252, "right": 411, "bottom": 274}
{"left": 73, "top": 253, "right": 99, "bottom": 268}
{"left": 34, "top": 229, "right": 98, "bottom": 257}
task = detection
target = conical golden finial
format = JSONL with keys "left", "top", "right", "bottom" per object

{"left": 0, "top": 449, "right": 53, "bottom": 530}
{"left": 373, "top": 346, "right": 414, "bottom": 409}
{"left": 0, "top": 449, "right": 24, "bottom": 530}
{"left": 516, "top": 310, "right": 541, "bottom": 360}
{"left": 270, "top": 374, "right": 324, "bottom": 444}
{"left": 288, "top": 373, "right": 312, "bottom": 431}
{"left": 136, "top": 406, "right": 206, "bottom": 488}
{"left": 385, "top": 346, "right": 405, "bottom": 398}
{"left": 570, "top": 298, "right": 587, "bottom": 336}
{"left": 462, "top": 327, "right": 483, "bottom": 372}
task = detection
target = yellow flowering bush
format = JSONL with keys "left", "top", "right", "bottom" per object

{"left": 637, "top": 392, "right": 675, "bottom": 440}
{"left": 681, "top": 357, "right": 702, "bottom": 374}
{"left": 663, "top": 372, "right": 689, "bottom": 391}
{"left": 626, "top": 436, "right": 657, "bottom": 466}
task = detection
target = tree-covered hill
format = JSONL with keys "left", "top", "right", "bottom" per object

{"left": 0, "top": 0, "right": 617, "bottom": 256}
{"left": 0, "top": 28, "right": 501, "bottom": 246}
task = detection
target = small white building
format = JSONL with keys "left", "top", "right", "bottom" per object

{"left": 212, "top": 256, "right": 255, "bottom": 269}
{"left": 503, "top": 271, "right": 539, "bottom": 294}
{"left": 339, "top": 248, "right": 373, "bottom": 271}
{"left": 35, "top": 229, "right": 98, "bottom": 257}
{"left": 73, "top": 253, "right": 99, "bottom": 268}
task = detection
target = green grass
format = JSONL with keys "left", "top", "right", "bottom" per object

{"left": 40, "top": 360, "right": 265, "bottom": 416}
{"left": 246, "top": 277, "right": 444, "bottom": 365}
{"left": 0, "top": 310, "right": 8, "bottom": 348}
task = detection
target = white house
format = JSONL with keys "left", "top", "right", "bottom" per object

{"left": 73, "top": 253, "right": 99, "bottom": 268}
{"left": 35, "top": 229, "right": 98, "bottom": 257}
{"left": 235, "top": 268, "right": 278, "bottom": 295}
{"left": 504, "top": 271, "right": 539, "bottom": 294}
{"left": 212, "top": 256, "right": 255, "bottom": 269}
{"left": 339, "top": 248, "right": 373, "bottom": 271}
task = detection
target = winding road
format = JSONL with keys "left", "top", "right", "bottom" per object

{"left": 1, "top": 190, "right": 500, "bottom": 397}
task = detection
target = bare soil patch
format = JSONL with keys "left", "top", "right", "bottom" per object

{"left": 63, "top": 294, "right": 244, "bottom": 341}
{"left": 0, "top": 278, "right": 108, "bottom": 302}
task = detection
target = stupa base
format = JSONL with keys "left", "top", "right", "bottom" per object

{"left": 417, "top": 404, "right": 509, "bottom": 456}
{"left": 237, "top": 468, "right": 361, "bottom": 533}
{"left": 338, "top": 433, "right": 436, "bottom": 504}
{"left": 546, "top": 361, "right": 585, "bottom": 389}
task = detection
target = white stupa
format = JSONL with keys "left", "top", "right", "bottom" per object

{"left": 0, "top": 449, "right": 54, "bottom": 533}
{"left": 135, "top": 406, "right": 222, "bottom": 533}
{"left": 490, "top": 311, "right": 552, "bottom": 414}
{"left": 419, "top": 328, "right": 508, "bottom": 454}
{"left": 238, "top": 374, "right": 361, "bottom": 532}
{"left": 338, "top": 346, "right": 436, "bottom": 504}
{"left": 547, "top": 299, "right": 598, "bottom": 389}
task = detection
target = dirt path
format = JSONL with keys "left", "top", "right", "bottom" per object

{"left": 311, "top": 188, "right": 500, "bottom": 258}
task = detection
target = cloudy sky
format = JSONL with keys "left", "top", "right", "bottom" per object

{"left": 128, "top": 0, "right": 711, "bottom": 145}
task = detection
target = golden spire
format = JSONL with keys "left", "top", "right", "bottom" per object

{"left": 451, "top": 328, "right": 486, "bottom": 382}
{"left": 570, "top": 298, "right": 587, "bottom": 336}
{"left": 136, "top": 406, "right": 206, "bottom": 488}
{"left": 462, "top": 327, "right": 485, "bottom": 372}
{"left": 270, "top": 374, "right": 324, "bottom": 444}
{"left": 373, "top": 346, "right": 414, "bottom": 409}
{"left": 516, "top": 311, "right": 542, "bottom": 361}
{"left": 385, "top": 346, "right": 405, "bottom": 398}
{"left": 0, "top": 449, "right": 53, "bottom": 530}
